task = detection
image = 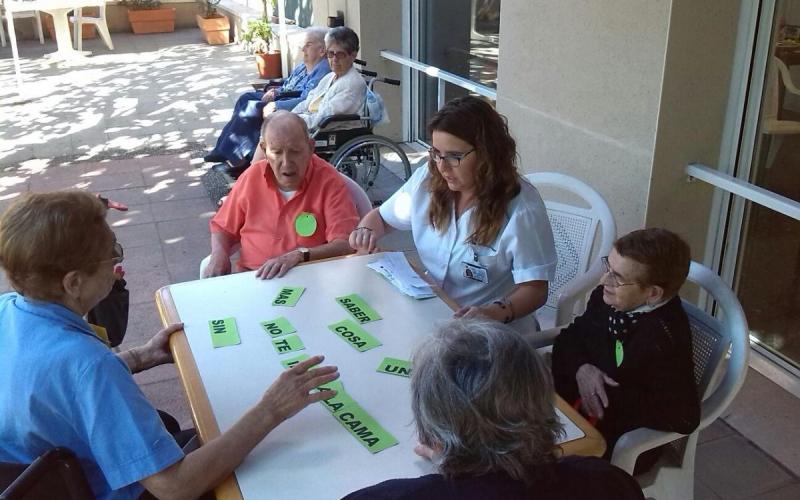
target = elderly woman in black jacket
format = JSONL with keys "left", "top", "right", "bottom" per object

{"left": 550, "top": 228, "right": 700, "bottom": 470}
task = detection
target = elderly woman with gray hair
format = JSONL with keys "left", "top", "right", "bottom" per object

{"left": 344, "top": 318, "right": 643, "bottom": 500}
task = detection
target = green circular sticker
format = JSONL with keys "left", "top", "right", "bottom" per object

{"left": 295, "top": 212, "right": 318, "bottom": 237}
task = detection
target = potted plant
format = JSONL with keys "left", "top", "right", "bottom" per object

{"left": 241, "top": 17, "right": 281, "bottom": 79}
{"left": 196, "top": 0, "right": 230, "bottom": 45}
{"left": 119, "top": 0, "right": 176, "bottom": 35}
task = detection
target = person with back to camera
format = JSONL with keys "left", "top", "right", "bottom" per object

{"left": 0, "top": 191, "right": 339, "bottom": 500}
{"left": 343, "top": 317, "right": 645, "bottom": 500}
{"left": 550, "top": 228, "right": 700, "bottom": 471}
{"left": 349, "top": 96, "right": 558, "bottom": 334}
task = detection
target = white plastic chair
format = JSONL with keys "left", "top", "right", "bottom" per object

{"left": 524, "top": 172, "right": 616, "bottom": 329}
{"left": 0, "top": 0, "right": 44, "bottom": 48}
{"left": 70, "top": 3, "right": 113, "bottom": 51}
{"left": 610, "top": 261, "right": 750, "bottom": 500}
{"left": 758, "top": 56, "right": 800, "bottom": 170}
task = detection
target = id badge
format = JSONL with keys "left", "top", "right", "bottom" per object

{"left": 462, "top": 262, "right": 489, "bottom": 283}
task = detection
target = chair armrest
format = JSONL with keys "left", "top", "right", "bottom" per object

{"left": 527, "top": 327, "right": 564, "bottom": 349}
{"left": 276, "top": 90, "right": 301, "bottom": 99}
{"left": 554, "top": 263, "right": 603, "bottom": 326}
{"left": 251, "top": 78, "right": 285, "bottom": 92}
{"left": 610, "top": 427, "right": 685, "bottom": 475}
{"left": 313, "top": 114, "right": 362, "bottom": 131}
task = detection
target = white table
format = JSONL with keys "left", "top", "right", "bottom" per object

{"left": 157, "top": 253, "right": 606, "bottom": 500}
{"left": 5, "top": 0, "right": 105, "bottom": 89}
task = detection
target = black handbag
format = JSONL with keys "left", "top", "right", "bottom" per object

{"left": 87, "top": 278, "right": 129, "bottom": 348}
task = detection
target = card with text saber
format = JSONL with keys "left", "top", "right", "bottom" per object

{"left": 328, "top": 319, "right": 382, "bottom": 352}
{"left": 208, "top": 317, "right": 241, "bottom": 348}
{"left": 272, "top": 286, "right": 305, "bottom": 306}
{"left": 334, "top": 293, "right": 382, "bottom": 323}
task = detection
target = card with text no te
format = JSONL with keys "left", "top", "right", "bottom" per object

{"left": 208, "top": 317, "right": 241, "bottom": 348}
{"left": 280, "top": 353, "right": 311, "bottom": 369}
{"left": 272, "top": 286, "right": 305, "bottom": 307}
{"left": 272, "top": 334, "right": 305, "bottom": 354}
{"left": 334, "top": 293, "right": 382, "bottom": 323}
{"left": 328, "top": 319, "right": 382, "bottom": 352}
{"left": 376, "top": 357, "right": 412, "bottom": 378}
{"left": 261, "top": 317, "right": 297, "bottom": 338}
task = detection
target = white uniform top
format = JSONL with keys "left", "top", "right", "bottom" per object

{"left": 379, "top": 167, "right": 557, "bottom": 332}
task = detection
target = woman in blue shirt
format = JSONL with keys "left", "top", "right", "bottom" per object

{"left": 0, "top": 191, "right": 338, "bottom": 499}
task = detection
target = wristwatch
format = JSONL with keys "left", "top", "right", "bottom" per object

{"left": 297, "top": 247, "right": 310, "bottom": 262}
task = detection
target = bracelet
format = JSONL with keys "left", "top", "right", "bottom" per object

{"left": 356, "top": 226, "right": 373, "bottom": 232}
{"left": 492, "top": 299, "right": 514, "bottom": 324}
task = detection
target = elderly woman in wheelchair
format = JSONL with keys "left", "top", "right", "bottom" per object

{"left": 549, "top": 228, "right": 700, "bottom": 473}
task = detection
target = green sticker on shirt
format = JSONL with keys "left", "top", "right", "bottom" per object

{"left": 272, "top": 334, "right": 305, "bottom": 354}
{"left": 208, "top": 318, "right": 240, "bottom": 348}
{"left": 335, "top": 293, "right": 382, "bottom": 323}
{"left": 295, "top": 212, "right": 318, "bottom": 237}
{"left": 615, "top": 339, "right": 624, "bottom": 367}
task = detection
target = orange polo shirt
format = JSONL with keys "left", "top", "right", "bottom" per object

{"left": 209, "top": 154, "right": 359, "bottom": 271}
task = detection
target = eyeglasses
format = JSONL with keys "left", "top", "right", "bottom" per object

{"left": 600, "top": 256, "right": 636, "bottom": 287}
{"left": 106, "top": 241, "right": 124, "bottom": 265}
{"left": 428, "top": 148, "right": 475, "bottom": 168}
{"left": 326, "top": 50, "right": 350, "bottom": 60}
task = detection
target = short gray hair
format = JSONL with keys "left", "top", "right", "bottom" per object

{"left": 304, "top": 26, "right": 327, "bottom": 47}
{"left": 411, "top": 318, "right": 564, "bottom": 482}
{"left": 324, "top": 26, "right": 359, "bottom": 54}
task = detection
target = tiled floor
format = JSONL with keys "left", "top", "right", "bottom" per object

{"left": 3, "top": 30, "right": 800, "bottom": 499}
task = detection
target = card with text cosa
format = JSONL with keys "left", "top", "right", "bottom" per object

{"left": 208, "top": 317, "right": 241, "bottom": 348}
{"left": 335, "top": 293, "right": 382, "bottom": 323}
{"left": 272, "top": 286, "right": 305, "bottom": 306}
{"left": 328, "top": 319, "right": 382, "bottom": 352}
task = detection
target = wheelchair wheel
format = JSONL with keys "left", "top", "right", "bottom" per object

{"left": 330, "top": 135, "right": 412, "bottom": 194}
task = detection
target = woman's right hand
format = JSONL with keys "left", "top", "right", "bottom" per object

{"left": 349, "top": 226, "right": 378, "bottom": 255}
{"left": 260, "top": 355, "right": 339, "bottom": 425}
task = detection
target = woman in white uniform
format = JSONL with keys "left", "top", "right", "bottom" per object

{"left": 350, "top": 96, "right": 557, "bottom": 332}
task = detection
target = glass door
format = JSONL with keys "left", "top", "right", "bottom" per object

{"left": 410, "top": 0, "right": 501, "bottom": 143}
{"left": 722, "top": 0, "right": 800, "bottom": 370}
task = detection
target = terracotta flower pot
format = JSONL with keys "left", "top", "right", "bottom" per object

{"left": 196, "top": 14, "right": 230, "bottom": 45}
{"left": 255, "top": 51, "right": 282, "bottom": 79}
{"left": 128, "top": 8, "right": 176, "bottom": 35}
{"left": 43, "top": 9, "right": 97, "bottom": 40}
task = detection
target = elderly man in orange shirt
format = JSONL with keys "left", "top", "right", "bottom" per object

{"left": 202, "top": 111, "right": 359, "bottom": 279}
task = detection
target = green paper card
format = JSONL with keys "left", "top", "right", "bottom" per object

{"left": 328, "top": 319, "right": 382, "bottom": 352}
{"left": 272, "top": 334, "right": 305, "bottom": 354}
{"left": 377, "top": 357, "right": 412, "bottom": 378}
{"left": 332, "top": 401, "right": 399, "bottom": 454}
{"left": 335, "top": 293, "right": 382, "bottom": 323}
{"left": 318, "top": 378, "right": 345, "bottom": 394}
{"left": 272, "top": 286, "right": 305, "bottom": 307}
{"left": 280, "top": 353, "right": 311, "bottom": 369}
{"left": 208, "top": 317, "right": 241, "bottom": 348}
{"left": 261, "top": 317, "right": 297, "bottom": 338}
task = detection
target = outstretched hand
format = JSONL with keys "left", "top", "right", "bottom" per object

{"left": 260, "top": 355, "right": 340, "bottom": 424}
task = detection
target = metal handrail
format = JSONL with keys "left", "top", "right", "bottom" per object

{"left": 686, "top": 163, "right": 800, "bottom": 221}
{"left": 380, "top": 49, "right": 496, "bottom": 108}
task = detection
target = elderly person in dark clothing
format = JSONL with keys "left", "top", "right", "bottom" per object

{"left": 344, "top": 318, "right": 644, "bottom": 500}
{"left": 550, "top": 228, "right": 700, "bottom": 467}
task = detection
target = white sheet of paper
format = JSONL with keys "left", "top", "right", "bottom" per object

{"left": 367, "top": 252, "right": 436, "bottom": 299}
{"left": 556, "top": 407, "right": 586, "bottom": 443}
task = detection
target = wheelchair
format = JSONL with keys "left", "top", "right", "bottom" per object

{"left": 202, "top": 64, "right": 412, "bottom": 208}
